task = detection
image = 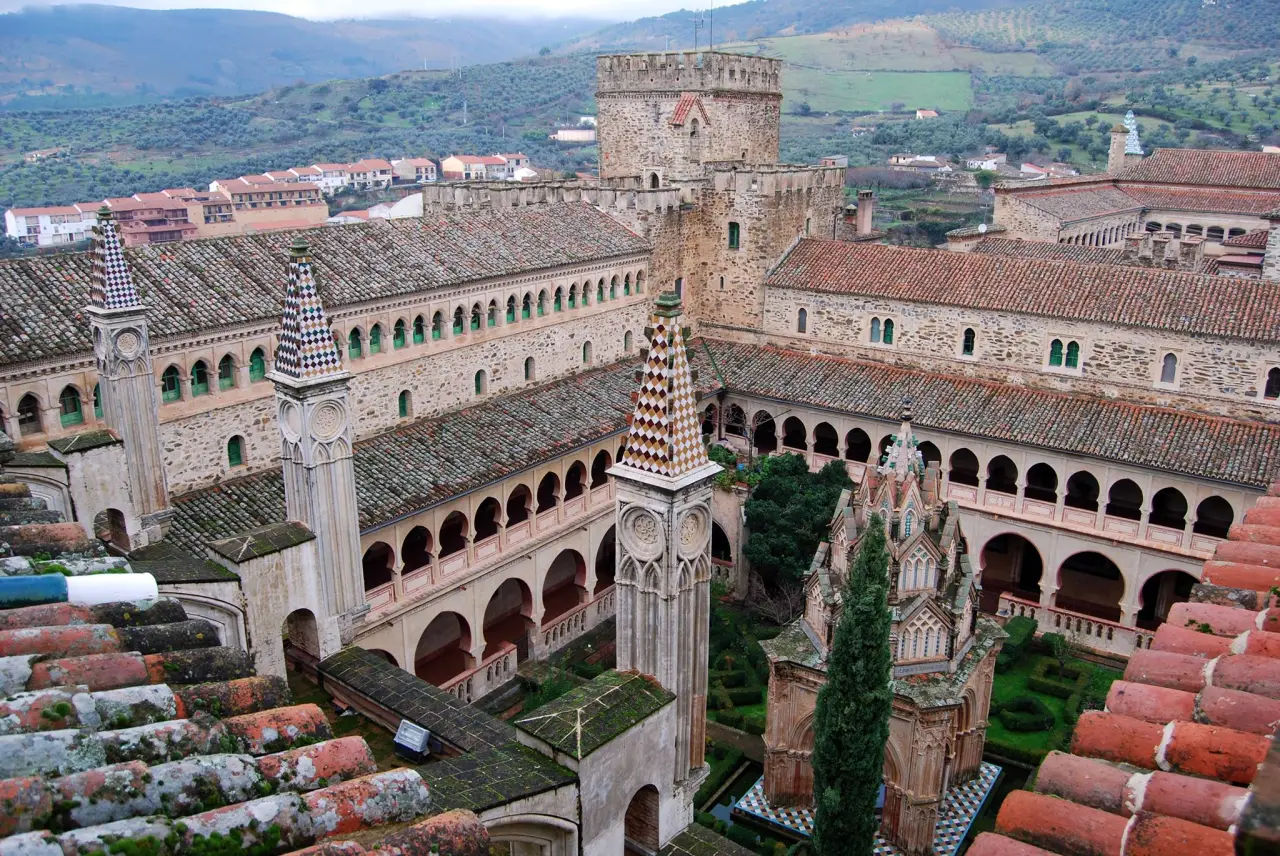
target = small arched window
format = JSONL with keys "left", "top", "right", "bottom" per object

{"left": 474, "top": 370, "right": 488, "bottom": 396}
{"left": 797, "top": 308, "right": 808, "bottom": 334}
{"left": 624, "top": 274, "right": 632, "bottom": 296}
{"left": 569, "top": 284, "right": 578, "bottom": 309}
{"left": 525, "top": 357, "right": 536, "bottom": 381}
{"left": 369, "top": 324, "right": 382, "bottom": 354}
{"left": 227, "top": 435, "right": 245, "bottom": 467}
{"left": 1265, "top": 367, "right": 1280, "bottom": 400}
{"left": 453, "top": 307, "right": 465, "bottom": 334}
{"left": 538, "top": 291, "right": 547, "bottom": 316}
{"left": 17, "top": 394, "right": 42, "bottom": 435}
{"left": 870, "top": 317, "right": 882, "bottom": 344}
{"left": 624, "top": 331, "right": 634, "bottom": 353}
{"left": 507, "top": 296, "right": 517, "bottom": 323}
{"left": 249, "top": 348, "right": 267, "bottom": 382}
{"left": 1160, "top": 353, "right": 1178, "bottom": 384}
{"left": 470, "top": 304, "right": 482, "bottom": 331}
{"left": 218, "top": 354, "right": 236, "bottom": 390}
{"left": 433, "top": 311, "right": 445, "bottom": 340}
{"left": 883, "top": 319, "right": 895, "bottom": 345}
{"left": 522, "top": 293, "right": 533, "bottom": 319}
{"left": 93, "top": 383, "right": 103, "bottom": 419}
{"left": 553, "top": 288, "right": 563, "bottom": 312}
{"left": 690, "top": 117, "right": 699, "bottom": 138}
{"left": 413, "top": 315, "right": 426, "bottom": 344}
{"left": 583, "top": 341, "right": 593, "bottom": 364}
{"left": 610, "top": 277, "right": 617, "bottom": 299}
{"left": 728, "top": 221, "right": 741, "bottom": 250}
{"left": 1065, "top": 340, "right": 1080, "bottom": 369}
{"left": 398, "top": 390, "right": 411, "bottom": 418}
{"left": 348, "top": 329, "right": 363, "bottom": 360}
{"left": 636, "top": 271, "right": 645, "bottom": 293}
{"left": 596, "top": 281, "right": 605, "bottom": 303}
{"left": 903, "top": 510, "right": 913, "bottom": 538}
{"left": 1049, "top": 339, "right": 1064, "bottom": 367}
{"left": 393, "top": 319, "right": 407, "bottom": 349}
{"left": 191, "top": 361, "right": 210, "bottom": 396}
{"left": 59, "top": 386, "right": 83, "bottom": 428}
{"left": 962, "top": 328, "right": 976, "bottom": 357}
{"left": 161, "top": 366, "right": 182, "bottom": 402}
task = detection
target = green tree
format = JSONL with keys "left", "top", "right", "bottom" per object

{"left": 811, "top": 514, "right": 893, "bottom": 856}
{"left": 743, "top": 455, "right": 850, "bottom": 590}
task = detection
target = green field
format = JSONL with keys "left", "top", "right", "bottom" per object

{"left": 786, "top": 69, "right": 973, "bottom": 113}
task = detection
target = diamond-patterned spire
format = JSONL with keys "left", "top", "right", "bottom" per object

{"left": 89, "top": 206, "right": 141, "bottom": 310}
{"left": 878, "top": 397, "right": 923, "bottom": 482}
{"left": 273, "top": 236, "right": 343, "bottom": 380}
{"left": 1123, "top": 110, "right": 1143, "bottom": 156}
{"left": 619, "top": 292, "right": 710, "bottom": 478}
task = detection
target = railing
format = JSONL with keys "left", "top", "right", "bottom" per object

{"left": 402, "top": 564, "right": 433, "bottom": 595}
{"left": 540, "top": 585, "right": 617, "bottom": 654}
{"left": 439, "top": 550, "right": 468, "bottom": 577}
{"left": 564, "top": 494, "right": 587, "bottom": 517}
{"left": 506, "top": 519, "right": 531, "bottom": 546}
{"left": 945, "top": 482, "right": 1220, "bottom": 558}
{"left": 474, "top": 534, "right": 501, "bottom": 561}
{"left": 536, "top": 508, "right": 559, "bottom": 533}
{"left": 997, "top": 592, "right": 1155, "bottom": 656}
{"left": 439, "top": 641, "right": 518, "bottom": 704}
{"left": 365, "top": 582, "right": 396, "bottom": 610}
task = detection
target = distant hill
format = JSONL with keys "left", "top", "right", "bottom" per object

{"left": 0, "top": 5, "right": 603, "bottom": 106}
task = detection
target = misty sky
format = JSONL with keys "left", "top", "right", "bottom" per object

{"left": 0, "top": 0, "right": 682, "bottom": 19}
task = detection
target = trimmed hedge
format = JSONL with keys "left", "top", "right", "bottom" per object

{"left": 742, "top": 711, "right": 767, "bottom": 735}
{"left": 728, "top": 685, "right": 764, "bottom": 706}
{"left": 694, "top": 745, "right": 745, "bottom": 807}
{"left": 1027, "top": 656, "right": 1093, "bottom": 726}
{"left": 984, "top": 737, "right": 1050, "bottom": 767}
{"left": 996, "top": 616, "right": 1037, "bottom": 671}
{"left": 711, "top": 669, "right": 748, "bottom": 688}
{"left": 726, "top": 824, "right": 759, "bottom": 849}
{"left": 996, "top": 695, "right": 1054, "bottom": 732}
{"left": 718, "top": 709, "right": 744, "bottom": 728}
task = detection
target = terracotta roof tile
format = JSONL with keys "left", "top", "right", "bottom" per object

{"left": 1120, "top": 149, "right": 1280, "bottom": 190}
{"left": 970, "top": 237, "right": 1125, "bottom": 265}
{"left": 1122, "top": 185, "right": 1280, "bottom": 215}
{"left": 1223, "top": 228, "right": 1270, "bottom": 249}
{"left": 1015, "top": 186, "right": 1143, "bottom": 220}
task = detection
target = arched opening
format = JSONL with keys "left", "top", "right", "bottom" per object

{"left": 362, "top": 542, "right": 394, "bottom": 590}
{"left": 624, "top": 785, "right": 660, "bottom": 853}
{"left": 797, "top": 308, "right": 808, "bottom": 334}
{"left": 917, "top": 441, "right": 941, "bottom": 471}
{"left": 782, "top": 416, "right": 807, "bottom": 451}
{"left": 591, "top": 450, "right": 611, "bottom": 488}
{"left": 1106, "top": 479, "right": 1143, "bottom": 521}
{"left": 393, "top": 319, "right": 407, "bottom": 349}
{"left": 524, "top": 357, "right": 536, "bottom": 382}
{"left": 1160, "top": 353, "right": 1178, "bottom": 384}
{"left": 93, "top": 508, "right": 130, "bottom": 552}
{"left": 537, "top": 472, "right": 561, "bottom": 513}
{"left": 542, "top": 549, "right": 588, "bottom": 625}
{"left": 402, "top": 526, "right": 433, "bottom": 573}
{"left": 483, "top": 578, "right": 534, "bottom": 660}
{"left": 712, "top": 521, "right": 732, "bottom": 563}
{"left": 877, "top": 434, "right": 895, "bottom": 464}
{"left": 283, "top": 608, "right": 320, "bottom": 660}
{"left": 453, "top": 307, "right": 465, "bottom": 334}
{"left": 414, "top": 612, "right": 473, "bottom": 686}
{"left": 227, "top": 435, "right": 245, "bottom": 467}
{"left": 1149, "top": 487, "right": 1187, "bottom": 530}
{"left": 813, "top": 422, "right": 839, "bottom": 457}
{"left": 506, "top": 485, "right": 533, "bottom": 526}
{"left": 190, "top": 360, "right": 210, "bottom": 396}
{"left": 595, "top": 525, "right": 616, "bottom": 593}
{"left": 475, "top": 497, "right": 502, "bottom": 542}
{"left": 649, "top": 172, "right": 660, "bottom": 189}
{"left": 949, "top": 448, "right": 980, "bottom": 487}
{"left": 161, "top": 366, "right": 182, "bottom": 403}
{"left": 636, "top": 271, "right": 645, "bottom": 293}
{"left": 249, "top": 348, "right": 267, "bottom": 381}
{"left": 1206, "top": 226, "right": 1225, "bottom": 241}
{"left": 347, "top": 329, "right": 363, "bottom": 360}
{"left": 624, "top": 274, "right": 632, "bottom": 296}
{"left": 1167, "top": 223, "right": 1182, "bottom": 238}
{"left": 432, "top": 311, "right": 445, "bottom": 339}
{"left": 1193, "top": 496, "right": 1233, "bottom": 539}
{"left": 522, "top": 293, "right": 533, "bottom": 320}
{"left": 398, "top": 390, "right": 412, "bottom": 419}
{"left": 596, "top": 279, "right": 605, "bottom": 303}
{"left": 1137, "top": 570, "right": 1198, "bottom": 629}
{"left": 980, "top": 534, "right": 1043, "bottom": 608}
{"left": 701, "top": 404, "right": 719, "bottom": 440}
{"left": 1267, "top": 368, "right": 1280, "bottom": 400}
{"left": 553, "top": 288, "right": 563, "bottom": 313}
{"left": 962, "top": 327, "right": 976, "bottom": 356}
{"left": 725, "top": 405, "right": 747, "bottom": 437}
{"left": 564, "top": 461, "right": 587, "bottom": 500}
{"left": 1056, "top": 552, "right": 1124, "bottom": 622}
{"left": 439, "top": 511, "right": 468, "bottom": 557}
{"left": 986, "top": 455, "right": 1017, "bottom": 495}
{"left": 474, "top": 370, "right": 488, "bottom": 396}
{"left": 609, "top": 276, "right": 618, "bottom": 299}
{"left": 1065, "top": 471, "right": 1100, "bottom": 511}
{"left": 582, "top": 341, "right": 593, "bottom": 364}
{"left": 413, "top": 315, "right": 426, "bottom": 344}
{"left": 845, "top": 428, "right": 871, "bottom": 462}
{"left": 218, "top": 354, "right": 237, "bottom": 390}
{"left": 753, "top": 411, "right": 777, "bottom": 454}
{"left": 624, "top": 331, "right": 634, "bottom": 352}
{"left": 538, "top": 291, "right": 548, "bottom": 316}
{"left": 507, "top": 296, "right": 517, "bottom": 323}
{"left": 369, "top": 323, "right": 383, "bottom": 354}
{"left": 470, "top": 303, "right": 482, "bottom": 331}
{"left": 1145, "top": 221, "right": 1162, "bottom": 232}
{"left": 92, "top": 384, "right": 101, "bottom": 419}
{"left": 487, "top": 300, "right": 498, "bottom": 327}
{"left": 58, "top": 385, "right": 84, "bottom": 428}
{"left": 1024, "top": 463, "right": 1058, "bottom": 503}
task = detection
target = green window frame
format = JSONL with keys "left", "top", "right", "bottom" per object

{"left": 537, "top": 292, "right": 546, "bottom": 317}
{"left": 470, "top": 306, "right": 482, "bottom": 331}
{"left": 474, "top": 370, "right": 486, "bottom": 395}
{"left": 596, "top": 282, "right": 604, "bottom": 303}
{"left": 249, "top": 349, "right": 267, "bottom": 382}
{"left": 398, "top": 390, "right": 410, "bottom": 418}
{"left": 883, "top": 319, "right": 895, "bottom": 345}
{"left": 58, "top": 386, "right": 83, "bottom": 428}
{"left": 524, "top": 357, "right": 535, "bottom": 381}
{"left": 191, "top": 361, "right": 210, "bottom": 396}
{"left": 568, "top": 286, "right": 577, "bottom": 309}
{"left": 1065, "top": 340, "right": 1080, "bottom": 369}
{"left": 487, "top": 303, "right": 498, "bottom": 327}
{"left": 522, "top": 295, "right": 532, "bottom": 319}
{"left": 162, "top": 367, "right": 182, "bottom": 402}
{"left": 728, "top": 221, "right": 740, "bottom": 250}
{"left": 393, "top": 320, "right": 407, "bottom": 349}
{"left": 93, "top": 383, "right": 103, "bottom": 419}
{"left": 218, "top": 355, "right": 236, "bottom": 390}
{"left": 453, "top": 309, "right": 464, "bottom": 334}
{"left": 553, "top": 289, "right": 563, "bottom": 312}
{"left": 348, "top": 329, "right": 363, "bottom": 360}
{"left": 582, "top": 342, "right": 592, "bottom": 364}
{"left": 507, "top": 297, "right": 517, "bottom": 323}
{"left": 433, "top": 313, "right": 444, "bottom": 340}
{"left": 227, "top": 436, "right": 244, "bottom": 467}
{"left": 369, "top": 325, "right": 382, "bottom": 354}
{"left": 624, "top": 275, "right": 631, "bottom": 296}
{"left": 413, "top": 316, "right": 426, "bottom": 344}
{"left": 1049, "top": 339, "right": 1064, "bottom": 367}
{"left": 962, "top": 328, "right": 975, "bottom": 356}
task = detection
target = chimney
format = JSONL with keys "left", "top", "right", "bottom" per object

{"left": 856, "top": 189, "right": 875, "bottom": 234}
{"left": 1151, "top": 232, "right": 1171, "bottom": 267}
{"left": 1122, "top": 233, "right": 1144, "bottom": 265}
{"left": 1107, "top": 124, "right": 1128, "bottom": 174}
{"left": 1179, "top": 235, "right": 1205, "bottom": 271}
{"left": 1265, "top": 210, "right": 1280, "bottom": 283}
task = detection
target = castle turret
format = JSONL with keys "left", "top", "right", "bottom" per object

{"left": 610, "top": 291, "right": 720, "bottom": 787}
{"left": 268, "top": 236, "right": 367, "bottom": 650}
{"left": 86, "top": 206, "right": 172, "bottom": 549}
{"left": 1107, "top": 124, "right": 1129, "bottom": 174}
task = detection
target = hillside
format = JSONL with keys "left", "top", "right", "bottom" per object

{"left": 0, "top": 5, "right": 602, "bottom": 107}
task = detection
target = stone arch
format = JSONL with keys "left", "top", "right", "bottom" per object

{"left": 93, "top": 508, "right": 130, "bottom": 552}
{"left": 624, "top": 785, "right": 660, "bottom": 853}
{"left": 57, "top": 384, "right": 84, "bottom": 428}
{"left": 543, "top": 549, "right": 588, "bottom": 624}
{"left": 536, "top": 472, "right": 561, "bottom": 513}
{"left": 564, "top": 460, "right": 587, "bottom": 500}
{"left": 439, "top": 511, "right": 468, "bottom": 557}
{"left": 753, "top": 410, "right": 777, "bottom": 454}
{"left": 486, "top": 299, "right": 498, "bottom": 327}
{"left": 484, "top": 815, "right": 577, "bottom": 856}
{"left": 249, "top": 347, "right": 268, "bottom": 381}
{"left": 217, "top": 353, "right": 237, "bottom": 390}
{"left": 483, "top": 578, "right": 534, "bottom": 658}
{"left": 917, "top": 441, "right": 941, "bottom": 471}
{"left": 401, "top": 526, "right": 433, "bottom": 573}
{"left": 985, "top": 455, "right": 1017, "bottom": 495}
{"left": 786, "top": 710, "right": 815, "bottom": 752}
{"left": 949, "top": 448, "right": 980, "bottom": 487}
{"left": 470, "top": 302, "right": 483, "bottom": 330}
{"left": 725, "top": 404, "right": 748, "bottom": 437}
{"left": 474, "top": 496, "right": 503, "bottom": 541}
{"left": 845, "top": 428, "right": 871, "bottom": 462}
{"left": 361, "top": 541, "right": 394, "bottom": 591}
{"left": 1106, "top": 479, "right": 1143, "bottom": 521}
{"left": 505, "top": 484, "right": 534, "bottom": 527}
{"left": 1056, "top": 551, "right": 1124, "bottom": 622}
{"left": 1193, "top": 496, "right": 1233, "bottom": 538}
{"left": 701, "top": 403, "right": 719, "bottom": 439}
{"left": 368, "top": 649, "right": 399, "bottom": 667}
{"left": 813, "top": 422, "right": 838, "bottom": 457}
{"left": 979, "top": 533, "right": 1043, "bottom": 602}
{"left": 712, "top": 521, "right": 732, "bottom": 563}
{"left": 595, "top": 525, "right": 616, "bottom": 592}
{"left": 591, "top": 450, "right": 611, "bottom": 488}
{"left": 1024, "top": 462, "right": 1058, "bottom": 503}
{"left": 782, "top": 416, "right": 807, "bottom": 451}
{"left": 160, "top": 366, "right": 182, "bottom": 403}
{"left": 1149, "top": 486, "right": 1187, "bottom": 529}
{"left": 283, "top": 608, "right": 319, "bottom": 659}
{"left": 414, "top": 611, "right": 473, "bottom": 686}
{"left": 1137, "top": 569, "right": 1198, "bottom": 629}
{"left": 1065, "top": 471, "right": 1100, "bottom": 511}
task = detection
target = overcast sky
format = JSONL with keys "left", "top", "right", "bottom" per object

{"left": 0, "top": 0, "right": 687, "bottom": 19}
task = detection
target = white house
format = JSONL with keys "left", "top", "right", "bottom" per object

{"left": 4, "top": 205, "right": 95, "bottom": 247}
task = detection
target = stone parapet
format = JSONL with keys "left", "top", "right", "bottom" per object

{"left": 595, "top": 51, "right": 781, "bottom": 95}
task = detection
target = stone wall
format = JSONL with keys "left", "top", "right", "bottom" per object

{"left": 764, "top": 285, "right": 1280, "bottom": 422}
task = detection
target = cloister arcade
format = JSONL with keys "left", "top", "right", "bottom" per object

{"left": 703, "top": 396, "right": 1257, "bottom": 651}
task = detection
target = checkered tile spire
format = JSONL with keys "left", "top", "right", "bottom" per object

{"left": 620, "top": 292, "right": 709, "bottom": 478}
{"left": 89, "top": 207, "right": 141, "bottom": 310}
{"left": 273, "top": 236, "right": 343, "bottom": 380}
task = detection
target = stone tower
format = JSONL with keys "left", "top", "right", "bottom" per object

{"left": 611, "top": 291, "right": 720, "bottom": 784}
{"left": 268, "top": 236, "right": 368, "bottom": 648}
{"left": 596, "top": 51, "right": 782, "bottom": 182}
{"left": 86, "top": 206, "right": 172, "bottom": 549}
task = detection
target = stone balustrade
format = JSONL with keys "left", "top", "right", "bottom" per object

{"left": 440, "top": 641, "right": 517, "bottom": 705}
{"left": 997, "top": 592, "right": 1155, "bottom": 657}
{"left": 539, "top": 585, "right": 616, "bottom": 656}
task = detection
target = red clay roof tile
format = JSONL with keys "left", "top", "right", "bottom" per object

{"left": 1120, "top": 149, "right": 1280, "bottom": 190}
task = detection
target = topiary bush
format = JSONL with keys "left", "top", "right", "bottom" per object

{"left": 728, "top": 686, "right": 763, "bottom": 706}
{"left": 718, "top": 709, "right": 744, "bottom": 729}
{"left": 997, "top": 695, "right": 1054, "bottom": 732}
{"left": 711, "top": 669, "right": 748, "bottom": 688}
{"left": 742, "top": 711, "right": 767, "bottom": 735}
{"left": 996, "top": 616, "right": 1037, "bottom": 671}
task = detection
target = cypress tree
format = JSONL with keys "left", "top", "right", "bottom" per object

{"left": 810, "top": 513, "right": 894, "bottom": 856}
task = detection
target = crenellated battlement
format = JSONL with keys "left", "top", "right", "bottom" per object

{"left": 596, "top": 50, "right": 781, "bottom": 96}
{"left": 708, "top": 164, "right": 847, "bottom": 196}
{"left": 419, "top": 180, "right": 687, "bottom": 216}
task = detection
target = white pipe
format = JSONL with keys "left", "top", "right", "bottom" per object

{"left": 65, "top": 573, "right": 158, "bottom": 605}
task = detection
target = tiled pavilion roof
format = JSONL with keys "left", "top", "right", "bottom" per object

{"left": 969, "top": 238, "right": 1125, "bottom": 266}
{"left": 1223, "top": 228, "right": 1270, "bottom": 250}
{"left": 968, "top": 478, "right": 1280, "bottom": 856}
{"left": 1013, "top": 186, "right": 1143, "bottom": 220}
{"left": 0, "top": 203, "right": 649, "bottom": 369}
{"left": 1119, "top": 148, "right": 1280, "bottom": 190}
{"left": 766, "top": 238, "right": 1280, "bottom": 342}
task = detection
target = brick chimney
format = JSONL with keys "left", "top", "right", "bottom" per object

{"left": 1265, "top": 209, "right": 1280, "bottom": 283}
{"left": 856, "top": 189, "right": 875, "bottom": 234}
{"left": 1107, "top": 125, "right": 1128, "bottom": 174}
{"left": 1178, "top": 235, "right": 1206, "bottom": 272}
{"left": 1122, "top": 233, "right": 1147, "bottom": 265}
{"left": 1151, "top": 232, "right": 1171, "bottom": 268}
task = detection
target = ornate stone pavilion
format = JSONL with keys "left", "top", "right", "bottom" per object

{"left": 757, "top": 404, "right": 1005, "bottom": 855}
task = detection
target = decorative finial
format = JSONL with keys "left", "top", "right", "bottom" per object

{"left": 88, "top": 205, "right": 141, "bottom": 311}
{"left": 290, "top": 235, "right": 310, "bottom": 258}
{"left": 272, "top": 238, "right": 343, "bottom": 380}
{"left": 900, "top": 397, "right": 913, "bottom": 423}
{"left": 1123, "top": 110, "right": 1143, "bottom": 156}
